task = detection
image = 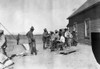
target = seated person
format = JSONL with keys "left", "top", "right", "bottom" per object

{"left": 50, "top": 32, "right": 55, "bottom": 51}
{"left": 57, "top": 33, "right": 65, "bottom": 50}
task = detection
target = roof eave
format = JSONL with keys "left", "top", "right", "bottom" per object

{"left": 67, "top": 2, "right": 100, "bottom": 19}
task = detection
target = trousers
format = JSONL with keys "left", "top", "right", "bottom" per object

{"left": 29, "top": 42, "right": 37, "bottom": 55}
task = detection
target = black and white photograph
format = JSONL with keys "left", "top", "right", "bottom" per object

{"left": 0, "top": 0, "right": 100, "bottom": 69}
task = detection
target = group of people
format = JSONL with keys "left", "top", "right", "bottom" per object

{"left": 42, "top": 28, "right": 78, "bottom": 51}
{"left": 0, "top": 26, "right": 37, "bottom": 57}
{"left": 0, "top": 26, "right": 78, "bottom": 57}
{"left": 0, "top": 26, "right": 38, "bottom": 68}
{"left": 0, "top": 26, "right": 78, "bottom": 68}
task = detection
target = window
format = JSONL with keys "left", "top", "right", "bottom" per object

{"left": 73, "top": 22, "right": 77, "bottom": 32}
{"left": 84, "top": 19, "right": 90, "bottom": 38}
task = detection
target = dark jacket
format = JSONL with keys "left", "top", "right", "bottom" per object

{"left": 26, "top": 31, "right": 35, "bottom": 43}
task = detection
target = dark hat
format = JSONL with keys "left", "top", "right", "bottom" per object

{"left": 0, "top": 30, "right": 3, "bottom": 34}
{"left": 30, "top": 26, "right": 34, "bottom": 30}
{"left": 44, "top": 28, "right": 47, "bottom": 31}
{"left": 64, "top": 28, "right": 68, "bottom": 31}
{"left": 55, "top": 30, "right": 58, "bottom": 33}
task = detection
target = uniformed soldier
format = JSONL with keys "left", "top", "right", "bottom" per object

{"left": 0, "top": 30, "right": 7, "bottom": 56}
{"left": 26, "top": 26, "right": 37, "bottom": 55}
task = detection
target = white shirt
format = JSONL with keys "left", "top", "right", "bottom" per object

{"left": 65, "top": 31, "right": 73, "bottom": 38}
{"left": 60, "top": 36, "right": 65, "bottom": 43}
{"left": 65, "top": 31, "right": 70, "bottom": 38}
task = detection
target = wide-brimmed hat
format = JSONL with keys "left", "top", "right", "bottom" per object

{"left": 30, "top": 26, "right": 34, "bottom": 30}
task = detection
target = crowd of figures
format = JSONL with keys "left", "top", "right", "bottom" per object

{"left": 0, "top": 26, "right": 78, "bottom": 69}
{"left": 0, "top": 26, "right": 38, "bottom": 69}
{"left": 42, "top": 28, "right": 78, "bottom": 51}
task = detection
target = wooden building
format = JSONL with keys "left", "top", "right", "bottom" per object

{"left": 67, "top": 0, "right": 100, "bottom": 45}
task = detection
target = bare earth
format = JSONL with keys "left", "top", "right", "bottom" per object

{"left": 6, "top": 36, "right": 99, "bottom": 69}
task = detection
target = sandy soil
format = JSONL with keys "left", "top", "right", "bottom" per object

{"left": 5, "top": 36, "right": 99, "bottom": 69}
{"left": 10, "top": 43, "right": 98, "bottom": 69}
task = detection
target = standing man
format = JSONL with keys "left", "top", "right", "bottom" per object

{"left": 64, "top": 29, "right": 73, "bottom": 47}
{"left": 16, "top": 34, "right": 20, "bottom": 45}
{"left": 71, "top": 31, "right": 78, "bottom": 46}
{"left": 26, "top": 26, "right": 37, "bottom": 55}
{"left": 64, "top": 29, "right": 69, "bottom": 47}
{"left": 0, "top": 30, "right": 7, "bottom": 56}
{"left": 67, "top": 31, "right": 73, "bottom": 47}
{"left": 42, "top": 28, "right": 49, "bottom": 49}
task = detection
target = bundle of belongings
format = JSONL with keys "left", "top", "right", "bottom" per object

{"left": 20, "top": 44, "right": 30, "bottom": 56}
{"left": 0, "top": 30, "right": 30, "bottom": 69}
{"left": 0, "top": 30, "right": 14, "bottom": 69}
{"left": 9, "top": 44, "right": 30, "bottom": 57}
{"left": 0, "top": 52, "right": 14, "bottom": 69}
{"left": 0, "top": 44, "right": 30, "bottom": 69}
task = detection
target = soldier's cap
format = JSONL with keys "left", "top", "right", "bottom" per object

{"left": 0, "top": 30, "right": 4, "bottom": 34}
{"left": 44, "top": 28, "right": 47, "bottom": 31}
{"left": 64, "top": 28, "right": 68, "bottom": 31}
{"left": 30, "top": 26, "right": 34, "bottom": 30}
{"left": 55, "top": 30, "right": 58, "bottom": 33}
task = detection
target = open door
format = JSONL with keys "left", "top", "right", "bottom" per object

{"left": 91, "top": 32, "right": 100, "bottom": 64}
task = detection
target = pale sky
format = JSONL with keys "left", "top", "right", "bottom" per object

{"left": 0, "top": 0, "right": 86, "bottom": 34}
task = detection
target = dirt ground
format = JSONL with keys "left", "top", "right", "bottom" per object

{"left": 5, "top": 36, "right": 99, "bottom": 69}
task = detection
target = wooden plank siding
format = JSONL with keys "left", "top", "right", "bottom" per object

{"left": 68, "top": 3, "right": 100, "bottom": 45}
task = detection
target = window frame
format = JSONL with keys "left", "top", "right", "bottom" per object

{"left": 84, "top": 18, "right": 90, "bottom": 39}
{"left": 73, "top": 22, "right": 78, "bottom": 32}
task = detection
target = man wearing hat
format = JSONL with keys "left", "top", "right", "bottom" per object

{"left": 42, "top": 28, "right": 49, "bottom": 49}
{"left": 0, "top": 30, "right": 7, "bottom": 56}
{"left": 26, "top": 26, "right": 37, "bottom": 55}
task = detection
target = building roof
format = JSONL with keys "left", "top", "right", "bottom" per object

{"left": 68, "top": 0, "right": 100, "bottom": 19}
